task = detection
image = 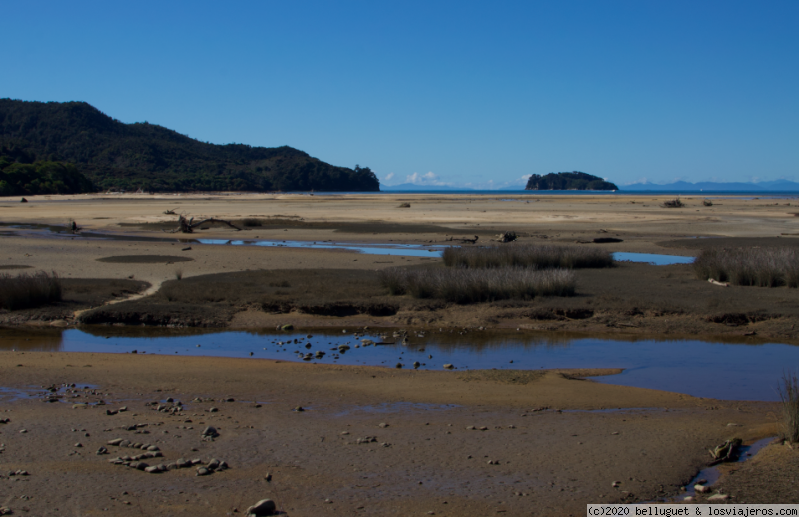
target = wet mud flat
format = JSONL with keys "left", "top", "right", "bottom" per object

{"left": 0, "top": 351, "right": 784, "bottom": 516}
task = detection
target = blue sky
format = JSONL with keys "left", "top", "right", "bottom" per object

{"left": 2, "top": 1, "right": 797, "bottom": 188}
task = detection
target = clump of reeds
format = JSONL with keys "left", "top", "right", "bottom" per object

{"left": 703, "top": 199, "right": 713, "bottom": 207}
{"left": 175, "top": 269, "right": 183, "bottom": 280}
{"left": 0, "top": 271, "right": 62, "bottom": 310}
{"left": 442, "top": 244, "right": 613, "bottom": 269}
{"left": 398, "top": 202, "right": 411, "bottom": 208}
{"left": 378, "top": 266, "right": 575, "bottom": 303}
{"left": 693, "top": 247, "right": 799, "bottom": 287}
{"left": 663, "top": 197, "right": 684, "bottom": 208}
{"left": 778, "top": 371, "right": 799, "bottom": 443}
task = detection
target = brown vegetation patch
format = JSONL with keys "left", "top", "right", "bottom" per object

{"left": 96, "top": 255, "right": 194, "bottom": 264}
{"left": 457, "top": 369, "right": 547, "bottom": 385}
{"left": 706, "top": 312, "right": 778, "bottom": 326}
{"left": 0, "top": 264, "right": 33, "bottom": 270}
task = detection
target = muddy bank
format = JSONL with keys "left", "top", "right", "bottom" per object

{"left": 0, "top": 278, "right": 149, "bottom": 326}
{"left": 0, "top": 351, "right": 782, "bottom": 516}
{"left": 60, "top": 263, "right": 799, "bottom": 343}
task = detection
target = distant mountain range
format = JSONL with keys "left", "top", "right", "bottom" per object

{"left": 381, "top": 183, "right": 468, "bottom": 191}
{"left": 0, "top": 99, "right": 379, "bottom": 193}
{"left": 623, "top": 180, "right": 799, "bottom": 191}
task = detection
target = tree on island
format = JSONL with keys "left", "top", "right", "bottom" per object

{"left": 525, "top": 171, "right": 618, "bottom": 191}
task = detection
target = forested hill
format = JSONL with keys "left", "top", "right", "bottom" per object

{"left": 525, "top": 172, "right": 618, "bottom": 191}
{"left": 0, "top": 99, "right": 380, "bottom": 192}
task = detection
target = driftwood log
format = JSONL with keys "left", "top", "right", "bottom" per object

{"left": 166, "top": 215, "right": 242, "bottom": 234}
{"left": 446, "top": 235, "right": 479, "bottom": 244}
{"left": 496, "top": 231, "right": 517, "bottom": 243}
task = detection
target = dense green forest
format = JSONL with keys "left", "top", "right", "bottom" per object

{"left": 0, "top": 150, "right": 94, "bottom": 196}
{"left": 0, "top": 99, "right": 380, "bottom": 193}
{"left": 525, "top": 171, "right": 618, "bottom": 191}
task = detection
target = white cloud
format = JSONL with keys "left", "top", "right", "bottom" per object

{"left": 405, "top": 171, "right": 449, "bottom": 186}
{"left": 384, "top": 172, "right": 395, "bottom": 182}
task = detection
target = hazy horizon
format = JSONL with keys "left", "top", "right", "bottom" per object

{"left": 2, "top": 1, "right": 796, "bottom": 189}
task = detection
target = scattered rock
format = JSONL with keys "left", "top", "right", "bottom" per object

{"left": 196, "top": 467, "right": 211, "bottom": 476}
{"left": 695, "top": 485, "right": 711, "bottom": 494}
{"left": 201, "top": 426, "right": 219, "bottom": 438}
{"left": 708, "top": 494, "right": 729, "bottom": 502}
{"left": 246, "top": 499, "right": 277, "bottom": 516}
{"left": 443, "top": 364, "right": 454, "bottom": 370}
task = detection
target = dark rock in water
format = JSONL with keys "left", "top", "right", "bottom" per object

{"left": 246, "top": 499, "right": 277, "bottom": 516}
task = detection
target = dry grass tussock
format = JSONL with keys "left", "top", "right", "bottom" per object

{"left": 0, "top": 271, "right": 62, "bottom": 310}
{"left": 779, "top": 371, "right": 799, "bottom": 443}
{"left": 442, "top": 244, "right": 613, "bottom": 269}
{"left": 693, "top": 247, "right": 799, "bottom": 287}
{"left": 379, "top": 267, "right": 575, "bottom": 303}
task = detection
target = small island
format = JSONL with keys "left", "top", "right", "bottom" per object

{"left": 525, "top": 171, "right": 618, "bottom": 191}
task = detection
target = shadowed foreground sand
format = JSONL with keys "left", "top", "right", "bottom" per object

{"left": 0, "top": 351, "right": 783, "bottom": 516}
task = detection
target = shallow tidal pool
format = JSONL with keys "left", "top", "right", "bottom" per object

{"left": 0, "top": 328, "right": 794, "bottom": 401}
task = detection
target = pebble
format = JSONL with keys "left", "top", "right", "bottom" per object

{"left": 196, "top": 467, "right": 211, "bottom": 476}
{"left": 708, "top": 494, "right": 729, "bottom": 502}
{"left": 695, "top": 485, "right": 711, "bottom": 494}
{"left": 378, "top": 423, "right": 389, "bottom": 428}
{"left": 443, "top": 364, "right": 454, "bottom": 370}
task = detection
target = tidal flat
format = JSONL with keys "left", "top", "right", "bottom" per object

{"left": 0, "top": 192, "right": 797, "bottom": 514}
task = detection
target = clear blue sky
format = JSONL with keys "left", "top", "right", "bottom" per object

{"left": 2, "top": 1, "right": 797, "bottom": 188}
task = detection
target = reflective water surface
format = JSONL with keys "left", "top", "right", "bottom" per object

{"left": 0, "top": 327, "right": 794, "bottom": 401}
{"left": 612, "top": 252, "right": 694, "bottom": 265}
